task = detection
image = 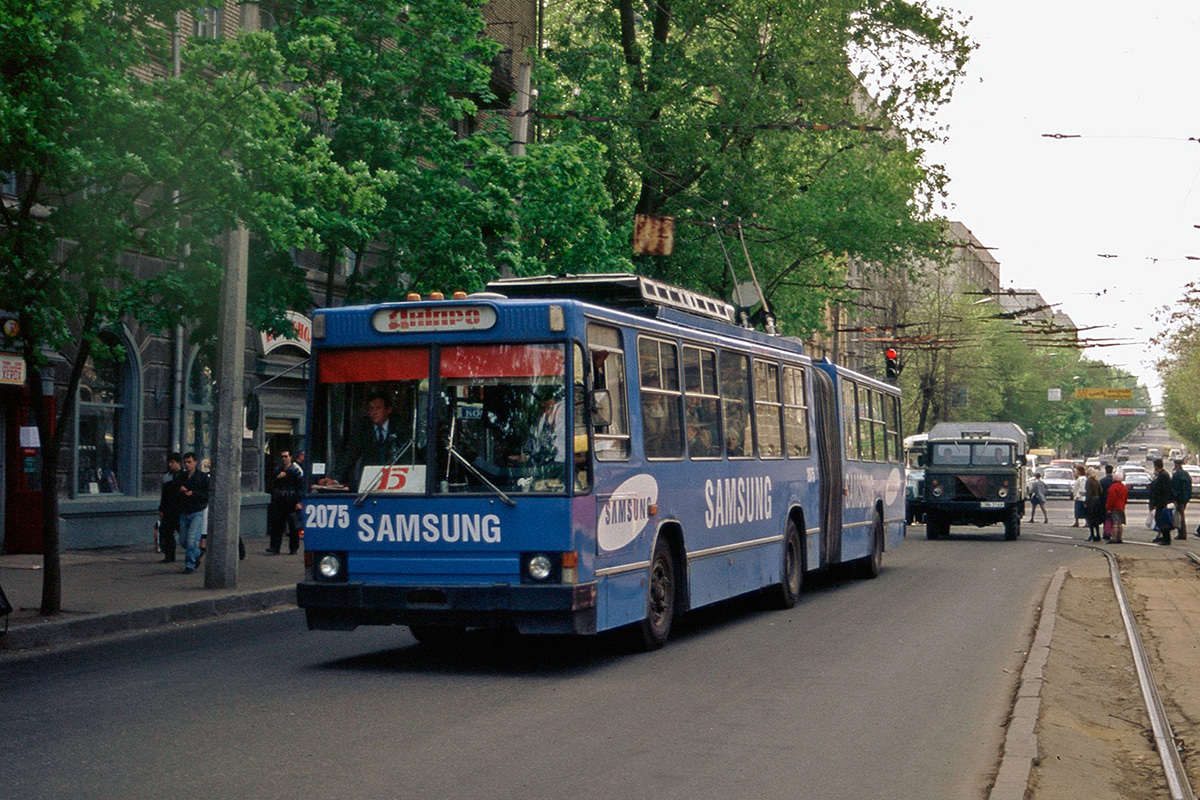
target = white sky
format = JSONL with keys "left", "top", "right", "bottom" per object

{"left": 926, "top": 0, "right": 1200, "bottom": 405}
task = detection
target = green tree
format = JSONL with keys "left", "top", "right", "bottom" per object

{"left": 0, "top": 1, "right": 374, "bottom": 613}
{"left": 540, "top": 0, "right": 972, "bottom": 332}
{"left": 265, "top": 0, "right": 629, "bottom": 305}
{"left": 1155, "top": 283, "right": 1200, "bottom": 449}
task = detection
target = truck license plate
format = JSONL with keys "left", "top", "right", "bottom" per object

{"left": 980, "top": 501, "right": 1005, "bottom": 508}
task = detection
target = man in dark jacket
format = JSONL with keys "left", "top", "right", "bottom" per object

{"left": 1150, "top": 458, "right": 1175, "bottom": 545}
{"left": 156, "top": 452, "right": 183, "bottom": 563}
{"left": 176, "top": 452, "right": 210, "bottom": 573}
{"left": 266, "top": 449, "right": 304, "bottom": 555}
{"left": 1172, "top": 458, "right": 1193, "bottom": 540}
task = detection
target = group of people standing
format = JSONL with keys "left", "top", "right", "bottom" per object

{"left": 1149, "top": 457, "right": 1193, "bottom": 545}
{"left": 1030, "top": 457, "right": 1194, "bottom": 544}
{"left": 156, "top": 448, "right": 304, "bottom": 573}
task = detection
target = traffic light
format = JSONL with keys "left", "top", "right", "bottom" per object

{"left": 885, "top": 348, "right": 900, "bottom": 381}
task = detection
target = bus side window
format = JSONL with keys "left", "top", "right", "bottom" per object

{"left": 720, "top": 350, "right": 752, "bottom": 459}
{"left": 753, "top": 359, "right": 782, "bottom": 459}
{"left": 586, "top": 323, "right": 630, "bottom": 460}
{"left": 639, "top": 337, "right": 683, "bottom": 459}
{"left": 782, "top": 365, "right": 810, "bottom": 458}
{"left": 843, "top": 378, "right": 859, "bottom": 461}
{"left": 683, "top": 345, "right": 721, "bottom": 459}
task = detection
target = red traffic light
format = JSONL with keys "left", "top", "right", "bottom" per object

{"left": 885, "top": 348, "right": 898, "bottom": 360}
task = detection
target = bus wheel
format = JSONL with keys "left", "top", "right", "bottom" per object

{"left": 856, "top": 512, "right": 884, "bottom": 579}
{"left": 1004, "top": 507, "right": 1020, "bottom": 541}
{"left": 633, "top": 537, "right": 677, "bottom": 651}
{"left": 409, "top": 625, "right": 466, "bottom": 646}
{"left": 767, "top": 519, "right": 803, "bottom": 609}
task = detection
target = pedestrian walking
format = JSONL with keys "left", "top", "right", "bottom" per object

{"left": 1028, "top": 472, "right": 1049, "bottom": 523}
{"left": 266, "top": 449, "right": 304, "bottom": 555}
{"left": 1106, "top": 471, "right": 1128, "bottom": 544}
{"left": 1071, "top": 464, "right": 1087, "bottom": 527}
{"left": 156, "top": 452, "right": 183, "bottom": 563}
{"left": 1172, "top": 458, "right": 1192, "bottom": 540}
{"left": 176, "top": 452, "right": 210, "bottom": 573}
{"left": 1150, "top": 458, "right": 1176, "bottom": 544}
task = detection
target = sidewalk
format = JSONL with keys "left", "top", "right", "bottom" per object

{"left": 0, "top": 535, "right": 304, "bottom": 654}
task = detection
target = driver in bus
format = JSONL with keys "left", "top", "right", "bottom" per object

{"left": 319, "top": 390, "right": 405, "bottom": 489}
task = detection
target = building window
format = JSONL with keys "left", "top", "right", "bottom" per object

{"left": 194, "top": 6, "right": 222, "bottom": 39}
{"left": 76, "top": 333, "right": 134, "bottom": 494}
{"left": 185, "top": 349, "right": 215, "bottom": 462}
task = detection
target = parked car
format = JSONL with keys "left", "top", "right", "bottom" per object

{"left": 1184, "top": 465, "right": 1200, "bottom": 488}
{"left": 1041, "top": 468, "right": 1075, "bottom": 499}
{"left": 1123, "top": 466, "right": 1152, "bottom": 500}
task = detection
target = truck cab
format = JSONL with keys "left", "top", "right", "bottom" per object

{"left": 922, "top": 422, "right": 1027, "bottom": 541}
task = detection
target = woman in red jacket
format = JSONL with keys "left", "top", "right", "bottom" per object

{"left": 1106, "top": 471, "right": 1129, "bottom": 544}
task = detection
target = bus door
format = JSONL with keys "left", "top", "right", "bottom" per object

{"left": 810, "top": 367, "right": 842, "bottom": 566}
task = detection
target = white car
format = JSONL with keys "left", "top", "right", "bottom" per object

{"left": 1184, "top": 465, "right": 1200, "bottom": 488}
{"left": 1041, "top": 468, "right": 1075, "bottom": 498}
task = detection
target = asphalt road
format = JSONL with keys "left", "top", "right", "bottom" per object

{"left": 1, "top": 523, "right": 1095, "bottom": 800}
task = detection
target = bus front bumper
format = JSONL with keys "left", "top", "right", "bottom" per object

{"left": 296, "top": 580, "right": 598, "bottom": 635}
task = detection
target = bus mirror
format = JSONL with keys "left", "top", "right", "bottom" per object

{"left": 590, "top": 390, "right": 613, "bottom": 427}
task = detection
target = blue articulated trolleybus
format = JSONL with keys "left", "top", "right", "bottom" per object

{"left": 296, "top": 274, "right": 906, "bottom": 649}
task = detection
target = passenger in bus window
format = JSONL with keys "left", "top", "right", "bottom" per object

{"left": 686, "top": 399, "right": 720, "bottom": 458}
{"left": 510, "top": 386, "right": 565, "bottom": 479}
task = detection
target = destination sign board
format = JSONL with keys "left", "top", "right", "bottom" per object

{"left": 1075, "top": 388, "right": 1133, "bottom": 400}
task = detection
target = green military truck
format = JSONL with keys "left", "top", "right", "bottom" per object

{"left": 922, "top": 422, "right": 1028, "bottom": 541}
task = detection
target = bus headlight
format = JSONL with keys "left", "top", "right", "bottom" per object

{"left": 527, "top": 554, "right": 553, "bottom": 581}
{"left": 317, "top": 553, "right": 344, "bottom": 580}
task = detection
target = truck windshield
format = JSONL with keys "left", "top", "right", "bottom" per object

{"left": 931, "top": 442, "right": 1013, "bottom": 467}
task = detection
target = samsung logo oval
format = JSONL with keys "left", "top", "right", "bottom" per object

{"left": 598, "top": 474, "right": 659, "bottom": 552}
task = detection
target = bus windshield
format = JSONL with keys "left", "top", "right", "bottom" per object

{"left": 311, "top": 344, "right": 569, "bottom": 496}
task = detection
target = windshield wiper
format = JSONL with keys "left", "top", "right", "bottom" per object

{"left": 448, "top": 447, "right": 516, "bottom": 507}
{"left": 353, "top": 440, "right": 413, "bottom": 507}
{"left": 444, "top": 406, "right": 516, "bottom": 507}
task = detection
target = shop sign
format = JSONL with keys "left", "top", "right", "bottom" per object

{"left": 261, "top": 311, "right": 312, "bottom": 355}
{"left": 0, "top": 353, "right": 26, "bottom": 386}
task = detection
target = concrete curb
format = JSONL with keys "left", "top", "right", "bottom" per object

{"left": 0, "top": 586, "right": 296, "bottom": 653}
{"left": 988, "top": 566, "right": 1068, "bottom": 800}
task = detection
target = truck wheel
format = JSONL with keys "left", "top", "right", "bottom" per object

{"left": 1004, "top": 507, "right": 1020, "bottom": 540}
{"left": 926, "top": 513, "right": 947, "bottom": 540}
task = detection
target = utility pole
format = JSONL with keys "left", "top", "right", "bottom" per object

{"left": 206, "top": 225, "right": 248, "bottom": 588}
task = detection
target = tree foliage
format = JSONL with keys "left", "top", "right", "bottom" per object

{"left": 539, "top": 0, "right": 973, "bottom": 334}
{"left": 0, "top": 0, "right": 374, "bottom": 612}
{"left": 886, "top": 263, "right": 1146, "bottom": 452}
{"left": 1155, "top": 283, "right": 1200, "bottom": 449}
{"left": 265, "top": 0, "right": 629, "bottom": 304}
